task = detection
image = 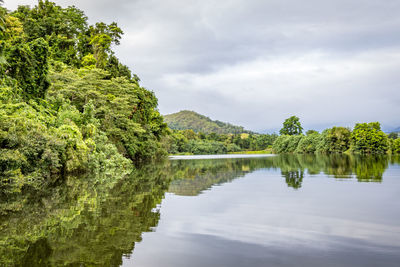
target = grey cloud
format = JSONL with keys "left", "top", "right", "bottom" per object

{"left": 5, "top": 0, "right": 400, "bottom": 132}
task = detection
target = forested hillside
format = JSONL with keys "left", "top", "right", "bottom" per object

{"left": 164, "top": 110, "right": 252, "bottom": 134}
{"left": 0, "top": 0, "right": 167, "bottom": 193}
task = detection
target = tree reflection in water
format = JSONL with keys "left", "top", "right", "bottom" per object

{"left": 0, "top": 154, "right": 397, "bottom": 266}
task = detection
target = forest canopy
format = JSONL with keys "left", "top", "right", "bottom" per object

{"left": 0, "top": 1, "right": 167, "bottom": 194}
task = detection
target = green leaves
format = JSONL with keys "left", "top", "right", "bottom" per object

{"left": 351, "top": 122, "right": 389, "bottom": 154}
{"left": 279, "top": 116, "right": 303, "bottom": 135}
{"left": 273, "top": 122, "right": 392, "bottom": 155}
{"left": 48, "top": 66, "right": 168, "bottom": 161}
{"left": 4, "top": 37, "right": 50, "bottom": 99}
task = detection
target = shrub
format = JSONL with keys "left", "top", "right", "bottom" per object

{"left": 296, "top": 133, "right": 321, "bottom": 153}
{"left": 351, "top": 122, "right": 389, "bottom": 154}
{"left": 272, "top": 135, "right": 291, "bottom": 153}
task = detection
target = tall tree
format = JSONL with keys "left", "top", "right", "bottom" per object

{"left": 351, "top": 122, "right": 389, "bottom": 154}
{"left": 279, "top": 116, "right": 303, "bottom": 135}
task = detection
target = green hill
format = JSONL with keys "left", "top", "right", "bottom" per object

{"left": 164, "top": 110, "right": 253, "bottom": 134}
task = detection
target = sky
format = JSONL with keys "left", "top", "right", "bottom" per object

{"left": 4, "top": 0, "right": 400, "bottom": 133}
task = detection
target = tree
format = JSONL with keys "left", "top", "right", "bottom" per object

{"left": 392, "top": 139, "right": 400, "bottom": 154}
{"left": 388, "top": 132, "right": 398, "bottom": 140}
{"left": 306, "top": 130, "right": 318, "bottom": 135}
{"left": 325, "top": 127, "right": 351, "bottom": 153}
{"left": 351, "top": 122, "right": 389, "bottom": 154}
{"left": 89, "top": 22, "right": 123, "bottom": 68}
{"left": 5, "top": 37, "right": 50, "bottom": 99}
{"left": 279, "top": 116, "right": 303, "bottom": 135}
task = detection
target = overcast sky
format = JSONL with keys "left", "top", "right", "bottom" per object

{"left": 4, "top": 0, "right": 400, "bottom": 132}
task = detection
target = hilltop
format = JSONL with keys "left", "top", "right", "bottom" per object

{"left": 392, "top": 127, "right": 400, "bottom": 133}
{"left": 164, "top": 110, "right": 253, "bottom": 134}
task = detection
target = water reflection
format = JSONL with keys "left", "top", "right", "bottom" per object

{"left": 167, "top": 157, "right": 272, "bottom": 195}
{"left": 168, "top": 154, "right": 393, "bottom": 194}
{"left": 0, "top": 164, "right": 171, "bottom": 266}
{"left": 0, "top": 154, "right": 399, "bottom": 266}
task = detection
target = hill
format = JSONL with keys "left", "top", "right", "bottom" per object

{"left": 164, "top": 110, "right": 253, "bottom": 134}
{"left": 391, "top": 127, "right": 400, "bottom": 133}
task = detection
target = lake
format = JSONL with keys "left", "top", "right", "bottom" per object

{"left": 1, "top": 154, "right": 400, "bottom": 266}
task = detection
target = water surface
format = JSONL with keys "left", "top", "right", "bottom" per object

{"left": 1, "top": 154, "right": 400, "bottom": 266}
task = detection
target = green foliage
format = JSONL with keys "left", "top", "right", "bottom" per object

{"left": 184, "top": 140, "right": 227, "bottom": 155}
{"left": 0, "top": 152, "right": 395, "bottom": 264}
{"left": 272, "top": 135, "right": 291, "bottom": 153}
{"left": 286, "top": 135, "right": 304, "bottom": 153}
{"left": 0, "top": 85, "right": 132, "bottom": 193}
{"left": 325, "top": 127, "right": 351, "bottom": 153}
{"left": 0, "top": 163, "right": 170, "bottom": 266}
{"left": 279, "top": 116, "right": 303, "bottom": 135}
{"left": 306, "top": 129, "right": 318, "bottom": 135}
{"left": 0, "top": 1, "right": 167, "bottom": 193}
{"left": 392, "top": 138, "right": 400, "bottom": 154}
{"left": 88, "top": 22, "right": 123, "bottom": 68}
{"left": 47, "top": 66, "right": 167, "bottom": 161}
{"left": 273, "top": 135, "right": 304, "bottom": 153}
{"left": 164, "top": 129, "right": 276, "bottom": 155}
{"left": 105, "top": 55, "right": 132, "bottom": 80}
{"left": 296, "top": 132, "right": 321, "bottom": 153}
{"left": 351, "top": 122, "right": 389, "bottom": 154}
{"left": 12, "top": 1, "right": 87, "bottom": 66}
{"left": 164, "top": 110, "right": 252, "bottom": 134}
{"left": 4, "top": 37, "right": 50, "bottom": 99}
{"left": 388, "top": 132, "right": 398, "bottom": 140}
{"left": 273, "top": 123, "right": 396, "bottom": 155}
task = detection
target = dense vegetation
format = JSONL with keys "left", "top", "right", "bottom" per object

{"left": 163, "top": 129, "right": 277, "bottom": 155}
{"left": 164, "top": 110, "right": 253, "bottom": 134}
{"left": 273, "top": 117, "right": 400, "bottom": 155}
{"left": 163, "top": 110, "right": 277, "bottom": 154}
{"left": 1, "top": 1, "right": 399, "bottom": 199}
{"left": 0, "top": 1, "right": 167, "bottom": 193}
{"left": 0, "top": 164, "right": 172, "bottom": 266}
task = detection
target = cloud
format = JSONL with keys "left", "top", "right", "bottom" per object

{"left": 5, "top": 0, "right": 400, "bottom": 131}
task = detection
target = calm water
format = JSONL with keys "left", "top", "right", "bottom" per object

{"left": 1, "top": 154, "right": 400, "bottom": 266}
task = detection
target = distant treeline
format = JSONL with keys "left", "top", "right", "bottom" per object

{"left": 163, "top": 129, "right": 277, "bottom": 155}
{"left": 273, "top": 120, "right": 400, "bottom": 154}
{"left": 164, "top": 118, "right": 400, "bottom": 155}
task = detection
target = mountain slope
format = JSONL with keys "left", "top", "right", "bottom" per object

{"left": 391, "top": 127, "right": 400, "bottom": 133}
{"left": 164, "top": 110, "right": 252, "bottom": 134}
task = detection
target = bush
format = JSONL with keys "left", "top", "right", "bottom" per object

{"left": 296, "top": 133, "right": 321, "bottom": 153}
{"left": 286, "top": 135, "right": 304, "bottom": 153}
{"left": 272, "top": 135, "right": 291, "bottom": 153}
{"left": 325, "top": 127, "right": 351, "bottom": 153}
{"left": 392, "top": 139, "right": 400, "bottom": 154}
{"left": 351, "top": 122, "right": 389, "bottom": 154}
{"left": 184, "top": 140, "right": 227, "bottom": 155}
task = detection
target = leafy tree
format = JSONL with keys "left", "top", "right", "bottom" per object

{"left": 89, "top": 22, "right": 123, "bottom": 68}
{"left": 1, "top": 1, "right": 168, "bottom": 190}
{"left": 5, "top": 37, "right": 50, "bottom": 99}
{"left": 325, "top": 127, "right": 351, "bottom": 153}
{"left": 306, "top": 129, "right": 318, "bottom": 135}
{"left": 296, "top": 132, "right": 321, "bottom": 153}
{"left": 47, "top": 67, "right": 167, "bottom": 161}
{"left": 12, "top": 1, "right": 88, "bottom": 66}
{"left": 351, "top": 122, "right": 389, "bottom": 154}
{"left": 272, "top": 135, "right": 291, "bottom": 153}
{"left": 388, "top": 132, "right": 398, "bottom": 140}
{"left": 286, "top": 135, "right": 304, "bottom": 153}
{"left": 392, "top": 138, "right": 400, "bottom": 154}
{"left": 279, "top": 116, "right": 303, "bottom": 135}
